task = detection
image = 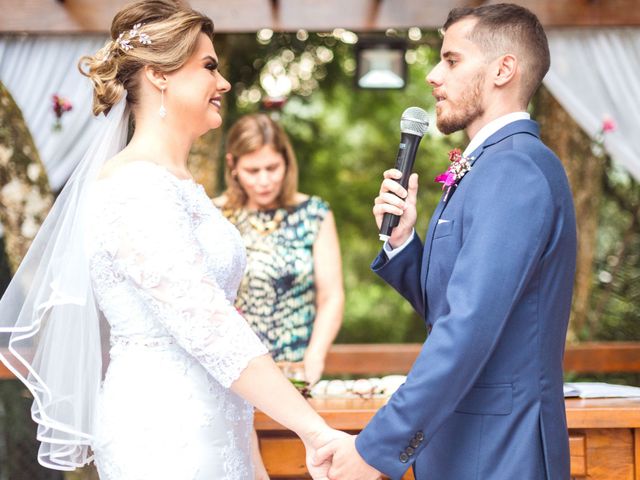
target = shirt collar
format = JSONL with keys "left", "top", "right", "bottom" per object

{"left": 463, "top": 112, "right": 531, "bottom": 158}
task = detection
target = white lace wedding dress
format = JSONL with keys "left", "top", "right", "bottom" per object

{"left": 86, "top": 161, "right": 268, "bottom": 479}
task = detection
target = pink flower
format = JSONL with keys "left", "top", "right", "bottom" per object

{"left": 435, "top": 171, "right": 456, "bottom": 187}
{"left": 52, "top": 94, "right": 73, "bottom": 131}
{"left": 434, "top": 149, "right": 473, "bottom": 202}
{"left": 52, "top": 94, "right": 73, "bottom": 119}
{"left": 448, "top": 148, "right": 462, "bottom": 162}
{"left": 602, "top": 115, "right": 616, "bottom": 133}
{"left": 434, "top": 149, "right": 472, "bottom": 192}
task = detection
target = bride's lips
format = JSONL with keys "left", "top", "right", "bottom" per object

{"left": 209, "top": 96, "right": 222, "bottom": 109}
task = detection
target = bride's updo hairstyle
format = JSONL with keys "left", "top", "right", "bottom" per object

{"left": 79, "top": 0, "right": 214, "bottom": 116}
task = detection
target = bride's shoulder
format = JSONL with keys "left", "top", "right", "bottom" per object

{"left": 100, "top": 155, "right": 163, "bottom": 180}
{"left": 97, "top": 157, "right": 179, "bottom": 194}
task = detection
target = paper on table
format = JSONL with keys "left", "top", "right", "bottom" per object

{"left": 563, "top": 382, "right": 640, "bottom": 398}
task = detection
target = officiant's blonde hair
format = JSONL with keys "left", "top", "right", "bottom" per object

{"left": 79, "top": 0, "right": 214, "bottom": 116}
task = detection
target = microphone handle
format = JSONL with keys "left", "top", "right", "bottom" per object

{"left": 379, "top": 132, "right": 422, "bottom": 241}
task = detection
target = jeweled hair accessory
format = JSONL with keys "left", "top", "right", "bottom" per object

{"left": 116, "top": 22, "right": 152, "bottom": 51}
{"left": 102, "top": 23, "right": 152, "bottom": 61}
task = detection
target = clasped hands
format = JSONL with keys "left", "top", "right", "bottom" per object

{"left": 306, "top": 430, "right": 382, "bottom": 480}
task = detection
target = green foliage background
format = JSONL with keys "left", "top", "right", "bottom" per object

{"left": 589, "top": 164, "right": 640, "bottom": 342}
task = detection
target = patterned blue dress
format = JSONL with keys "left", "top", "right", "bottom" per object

{"left": 226, "top": 196, "right": 330, "bottom": 361}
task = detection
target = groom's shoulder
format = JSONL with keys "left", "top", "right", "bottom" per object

{"left": 484, "top": 122, "right": 562, "bottom": 169}
{"left": 478, "top": 132, "right": 570, "bottom": 202}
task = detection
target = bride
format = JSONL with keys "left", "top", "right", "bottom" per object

{"left": 0, "top": 0, "right": 344, "bottom": 478}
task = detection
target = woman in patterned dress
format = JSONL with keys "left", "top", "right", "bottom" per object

{"left": 215, "top": 114, "right": 344, "bottom": 479}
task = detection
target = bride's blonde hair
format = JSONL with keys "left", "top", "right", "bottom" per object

{"left": 79, "top": 0, "right": 214, "bottom": 116}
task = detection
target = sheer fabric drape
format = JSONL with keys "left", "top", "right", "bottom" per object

{"left": 0, "top": 35, "right": 106, "bottom": 191}
{"left": 544, "top": 28, "right": 640, "bottom": 181}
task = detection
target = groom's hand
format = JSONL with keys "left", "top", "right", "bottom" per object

{"left": 314, "top": 434, "right": 382, "bottom": 480}
{"left": 304, "top": 428, "right": 350, "bottom": 480}
{"left": 373, "top": 170, "right": 419, "bottom": 248}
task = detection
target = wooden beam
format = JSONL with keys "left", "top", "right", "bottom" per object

{"left": 322, "top": 342, "right": 640, "bottom": 376}
{"left": 2, "top": 342, "right": 640, "bottom": 380}
{"left": 278, "top": 0, "right": 372, "bottom": 31}
{"left": 3, "top": 0, "right": 640, "bottom": 33}
{"left": 270, "top": 0, "right": 281, "bottom": 31}
{"left": 563, "top": 342, "right": 640, "bottom": 374}
{"left": 376, "top": 0, "right": 464, "bottom": 30}
{"left": 484, "top": 0, "right": 640, "bottom": 27}
{"left": 365, "top": 0, "right": 383, "bottom": 31}
{"left": 0, "top": 0, "right": 274, "bottom": 33}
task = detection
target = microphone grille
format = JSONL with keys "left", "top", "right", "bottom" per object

{"left": 400, "top": 107, "right": 429, "bottom": 137}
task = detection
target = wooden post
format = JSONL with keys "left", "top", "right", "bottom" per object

{"left": 0, "top": 82, "right": 53, "bottom": 273}
{"left": 535, "top": 85, "right": 604, "bottom": 341}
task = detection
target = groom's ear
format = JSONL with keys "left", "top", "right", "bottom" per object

{"left": 493, "top": 53, "right": 518, "bottom": 88}
{"left": 143, "top": 66, "right": 168, "bottom": 91}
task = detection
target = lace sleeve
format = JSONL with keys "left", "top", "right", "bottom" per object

{"left": 109, "top": 166, "right": 268, "bottom": 388}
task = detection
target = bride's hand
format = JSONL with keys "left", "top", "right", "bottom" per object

{"left": 303, "top": 427, "right": 349, "bottom": 480}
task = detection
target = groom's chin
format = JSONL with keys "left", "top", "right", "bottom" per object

{"left": 436, "top": 118, "right": 465, "bottom": 135}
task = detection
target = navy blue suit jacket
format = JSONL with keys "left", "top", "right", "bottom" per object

{"left": 355, "top": 120, "right": 577, "bottom": 480}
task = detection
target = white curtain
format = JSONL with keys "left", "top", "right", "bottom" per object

{"left": 0, "top": 35, "right": 107, "bottom": 191}
{"left": 544, "top": 28, "right": 640, "bottom": 181}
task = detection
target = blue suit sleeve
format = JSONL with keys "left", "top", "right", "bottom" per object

{"left": 356, "top": 151, "right": 555, "bottom": 479}
{"left": 371, "top": 233, "right": 426, "bottom": 317}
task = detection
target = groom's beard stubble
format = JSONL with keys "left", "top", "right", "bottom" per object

{"left": 436, "top": 71, "right": 485, "bottom": 135}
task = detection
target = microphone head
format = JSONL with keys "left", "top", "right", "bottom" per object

{"left": 400, "top": 107, "right": 429, "bottom": 137}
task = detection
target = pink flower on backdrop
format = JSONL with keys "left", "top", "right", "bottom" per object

{"left": 52, "top": 94, "right": 73, "bottom": 131}
{"left": 590, "top": 115, "right": 616, "bottom": 158}
{"left": 602, "top": 115, "right": 616, "bottom": 133}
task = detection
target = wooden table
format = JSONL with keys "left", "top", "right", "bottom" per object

{"left": 255, "top": 397, "right": 640, "bottom": 480}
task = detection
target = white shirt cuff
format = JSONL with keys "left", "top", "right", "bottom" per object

{"left": 383, "top": 230, "right": 415, "bottom": 260}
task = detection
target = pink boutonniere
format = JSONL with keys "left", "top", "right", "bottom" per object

{"left": 434, "top": 148, "right": 473, "bottom": 201}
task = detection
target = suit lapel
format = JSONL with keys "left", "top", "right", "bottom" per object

{"left": 418, "top": 119, "right": 541, "bottom": 313}
{"left": 419, "top": 144, "right": 485, "bottom": 307}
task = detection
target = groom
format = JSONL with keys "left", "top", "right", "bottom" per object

{"left": 316, "top": 3, "right": 577, "bottom": 480}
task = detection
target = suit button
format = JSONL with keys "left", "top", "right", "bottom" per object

{"left": 399, "top": 452, "right": 409, "bottom": 463}
{"left": 406, "top": 447, "right": 415, "bottom": 456}
{"left": 415, "top": 431, "right": 424, "bottom": 442}
{"left": 410, "top": 438, "right": 420, "bottom": 448}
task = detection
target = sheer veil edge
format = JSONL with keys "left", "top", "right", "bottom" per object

{"left": 0, "top": 95, "right": 130, "bottom": 470}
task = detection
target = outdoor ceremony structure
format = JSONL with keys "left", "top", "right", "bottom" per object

{"left": 1, "top": 1, "right": 640, "bottom": 479}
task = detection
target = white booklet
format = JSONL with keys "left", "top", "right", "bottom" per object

{"left": 563, "top": 382, "right": 640, "bottom": 398}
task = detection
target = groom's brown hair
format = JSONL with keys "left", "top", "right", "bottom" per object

{"left": 443, "top": 3, "right": 550, "bottom": 105}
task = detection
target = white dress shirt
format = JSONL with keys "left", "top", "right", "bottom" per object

{"left": 383, "top": 111, "right": 531, "bottom": 259}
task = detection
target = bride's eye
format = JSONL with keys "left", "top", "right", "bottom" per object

{"left": 205, "top": 62, "right": 218, "bottom": 72}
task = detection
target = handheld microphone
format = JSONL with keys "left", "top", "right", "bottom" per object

{"left": 379, "top": 107, "right": 430, "bottom": 241}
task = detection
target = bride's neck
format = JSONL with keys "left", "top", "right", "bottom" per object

{"left": 126, "top": 118, "right": 194, "bottom": 175}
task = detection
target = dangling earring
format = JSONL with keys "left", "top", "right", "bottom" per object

{"left": 159, "top": 87, "right": 167, "bottom": 119}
